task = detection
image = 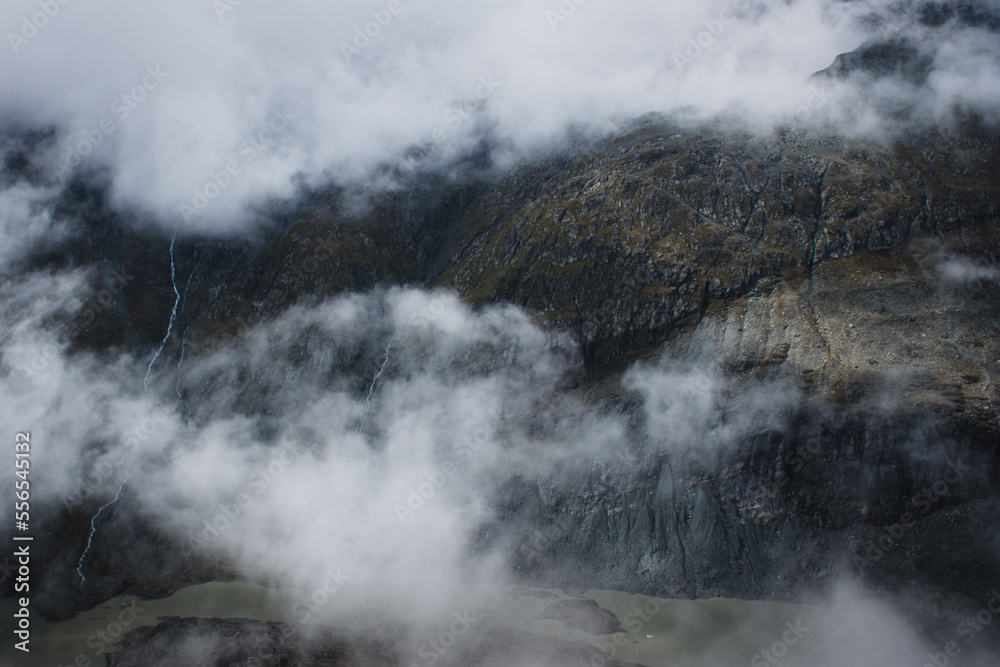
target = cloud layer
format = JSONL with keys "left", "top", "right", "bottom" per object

{"left": 2, "top": 0, "right": 998, "bottom": 231}
{"left": 3, "top": 267, "right": 984, "bottom": 664}
{"left": 1, "top": 3, "right": 999, "bottom": 663}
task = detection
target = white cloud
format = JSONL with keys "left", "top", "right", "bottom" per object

{"left": 1, "top": 0, "right": 995, "bottom": 232}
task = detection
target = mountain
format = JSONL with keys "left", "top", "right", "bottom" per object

{"left": 16, "top": 112, "right": 997, "bottom": 657}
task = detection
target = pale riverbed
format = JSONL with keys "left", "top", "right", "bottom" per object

{"left": 2, "top": 582, "right": 998, "bottom": 666}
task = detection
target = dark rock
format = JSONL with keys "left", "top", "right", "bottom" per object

{"left": 105, "top": 616, "right": 642, "bottom": 667}
{"left": 535, "top": 598, "right": 626, "bottom": 635}
{"left": 106, "top": 616, "right": 397, "bottom": 667}
{"left": 818, "top": 40, "right": 934, "bottom": 85}
{"left": 16, "top": 118, "right": 1000, "bottom": 643}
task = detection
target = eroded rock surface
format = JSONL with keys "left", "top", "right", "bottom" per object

{"left": 18, "top": 116, "right": 1000, "bottom": 641}
{"left": 105, "top": 616, "right": 642, "bottom": 667}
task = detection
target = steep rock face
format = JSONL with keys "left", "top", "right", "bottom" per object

{"left": 819, "top": 39, "right": 934, "bottom": 85}
{"left": 429, "top": 119, "right": 1000, "bottom": 631}
{"left": 433, "top": 118, "right": 1000, "bottom": 374}
{"left": 51, "top": 174, "right": 482, "bottom": 355}
{"left": 22, "top": 119, "right": 1000, "bottom": 635}
{"left": 498, "top": 400, "right": 998, "bottom": 601}
{"left": 190, "top": 177, "right": 483, "bottom": 350}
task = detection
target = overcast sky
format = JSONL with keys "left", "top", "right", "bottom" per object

{"left": 2, "top": 0, "right": 998, "bottom": 232}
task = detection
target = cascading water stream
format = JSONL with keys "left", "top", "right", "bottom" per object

{"left": 79, "top": 231, "right": 184, "bottom": 586}
{"left": 356, "top": 334, "right": 395, "bottom": 433}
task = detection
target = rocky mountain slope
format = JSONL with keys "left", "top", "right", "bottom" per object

{"left": 13, "top": 113, "right": 1000, "bottom": 652}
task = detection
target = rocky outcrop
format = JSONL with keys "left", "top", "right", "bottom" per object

{"left": 105, "top": 616, "right": 642, "bottom": 667}
{"left": 429, "top": 117, "right": 1000, "bottom": 633}
{"left": 536, "top": 598, "right": 627, "bottom": 635}
{"left": 17, "top": 115, "right": 1000, "bottom": 643}
{"left": 433, "top": 117, "right": 1000, "bottom": 376}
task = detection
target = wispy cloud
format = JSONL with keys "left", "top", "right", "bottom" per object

{"left": 0, "top": 0, "right": 996, "bottom": 231}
